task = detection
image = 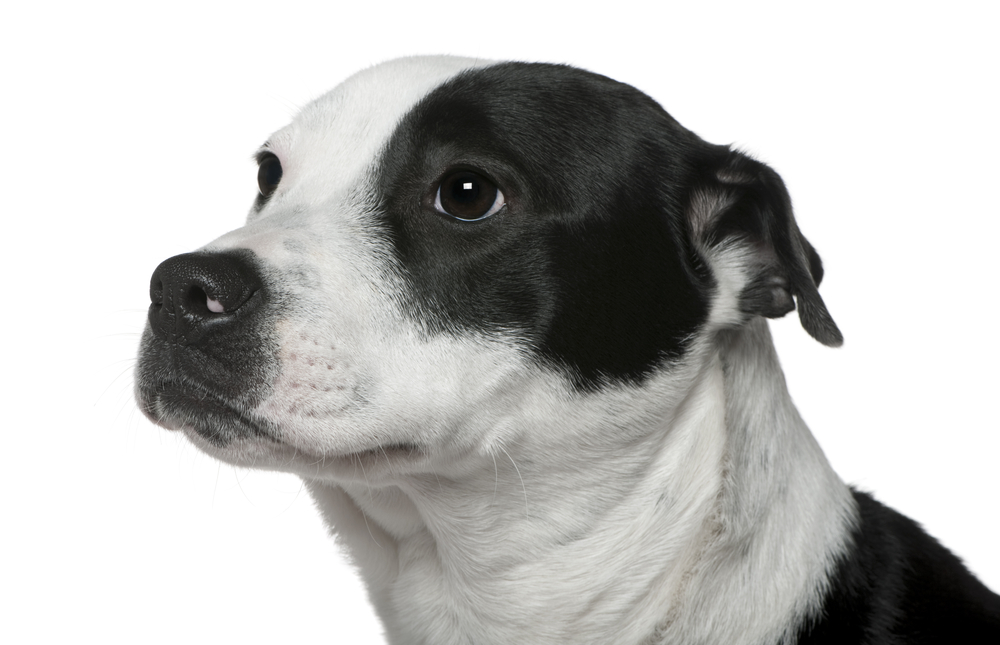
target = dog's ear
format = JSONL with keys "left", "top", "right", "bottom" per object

{"left": 689, "top": 148, "right": 843, "bottom": 347}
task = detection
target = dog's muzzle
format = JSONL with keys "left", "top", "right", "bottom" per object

{"left": 136, "top": 249, "right": 279, "bottom": 445}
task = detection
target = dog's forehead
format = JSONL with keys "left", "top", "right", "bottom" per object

{"left": 268, "top": 56, "right": 494, "bottom": 180}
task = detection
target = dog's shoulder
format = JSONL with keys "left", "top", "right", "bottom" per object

{"left": 796, "top": 489, "right": 1000, "bottom": 644}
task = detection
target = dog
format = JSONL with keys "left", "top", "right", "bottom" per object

{"left": 136, "top": 56, "right": 1000, "bottom": 644}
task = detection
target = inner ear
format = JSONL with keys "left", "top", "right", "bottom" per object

{"left": 741, "top": 262, "right": 795, "bottom": 320}
{"left": 691, "top": 148, "right": 843, "bottom": 347}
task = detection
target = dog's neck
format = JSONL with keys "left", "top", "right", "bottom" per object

{"left": 305, "top": 320, "right": 856, "bottom": 645}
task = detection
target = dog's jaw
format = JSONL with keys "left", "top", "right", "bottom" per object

{"left": 302, "top": 321, "right": 856, "bottom": 645}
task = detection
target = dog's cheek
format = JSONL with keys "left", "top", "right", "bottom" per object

{"left": 251, "top": 319, "right": 370, "bottom": 443}
{"left": 248, "top": 265, "right": 398, "bottom": 453}
{"left": 259, "top": 317, "right": 537, "bottom": 459}
{"left": 372, "top": 333, "right": 533, "bottom": 442}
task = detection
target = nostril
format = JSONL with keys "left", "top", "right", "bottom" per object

{"left": 185, "top": 285, "right": 227, "bottom": 315}
{"left": 187, "top": 285, "right": 208, "bottom": 311}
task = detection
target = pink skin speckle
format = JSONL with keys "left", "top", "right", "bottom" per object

{"left": 206, "top": 296, "right": 224, "bottom": 313}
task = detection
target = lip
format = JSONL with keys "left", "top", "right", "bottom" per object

{"left": 139, "top": 381, "right": 278, "bottom": 447}
{"left": 140, "top": 380, "right": 424, "bottom": 469}
{"left": 345, "top": 443, "right": 421, "bottom": 459}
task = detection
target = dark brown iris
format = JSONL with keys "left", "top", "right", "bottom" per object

{"left": 437, "top": 170, "right": 502, "bottom": 220}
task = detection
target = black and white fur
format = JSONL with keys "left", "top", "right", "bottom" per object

{"left": 136, "top": 57, "right": 1000, "bottom": 644}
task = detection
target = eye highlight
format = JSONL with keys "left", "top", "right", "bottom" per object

{"left": 434, "top": 170, "right": 505, "bottom": 221}
{"left": 257, "top": 152, "right": 283, "bottom": 198}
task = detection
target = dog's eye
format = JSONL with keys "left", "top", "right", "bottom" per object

{"left": 434, "top": 171, "right": 505, "bottom": 221}
{"left": 257, "top": 153, "right": 283, "bottom": 198}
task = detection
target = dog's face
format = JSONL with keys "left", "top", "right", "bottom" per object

{"left": 136, "top": 56, "right": 839, "bottom": 484}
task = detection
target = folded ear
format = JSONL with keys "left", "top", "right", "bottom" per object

{"left": 689, "top": 148, "right": 843, "bottom": 347}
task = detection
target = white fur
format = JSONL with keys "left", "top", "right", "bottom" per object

{"left": 173, "top": 57, "right": 857, "bottom": 645}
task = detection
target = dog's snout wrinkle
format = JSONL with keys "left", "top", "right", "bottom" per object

{"left": 148, "top": 251, "right": 263, "bottom": 344}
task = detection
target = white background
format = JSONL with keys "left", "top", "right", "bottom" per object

{"left": 3, "top": 1, "right": 998, "bottom": 643}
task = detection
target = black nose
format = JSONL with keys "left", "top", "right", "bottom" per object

{"left": 148, "top": 251, "right": 263, "bottom": 345}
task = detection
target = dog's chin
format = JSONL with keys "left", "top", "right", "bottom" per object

{"left": 140, "top": 384, "right": 427, "bottom": 478}
{"left": 177, "top": 419, "right": 427, "bottom": 480}
{"left": 291, "top": 440, "right": 428, "bottom": 479}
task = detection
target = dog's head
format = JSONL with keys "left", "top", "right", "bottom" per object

{"left": 136, "top": 56, "right": 840, "bottom": 481}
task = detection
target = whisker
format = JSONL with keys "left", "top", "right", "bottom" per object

{"left": 283, "top": 480, "right": 305, "bottom": 514}
{"left": 490, "top": 451, "right": 499, "bottom": 510}
{"left": 96, "top": 361, "right": 139, "bottom": 407}
{"left": 499, "top": 445, "right": 529, "bottom": 521}
{"left": 353, "top": 454, "right": 382, "bottom": 548}
{"left": 213, "top": 462, "right": 222, "bottom": 508}
{"left": 96, "top": 331, "right": 145, "bottom": 340}
{"left": 234, "top": 467, "right": 255, "bottom": 506}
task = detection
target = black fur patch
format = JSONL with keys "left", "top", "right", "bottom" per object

{"left": 374, "top": 62, "right": 713, "bottom": 389}
{"left": 796, "top": 490, "right": 1000, "bottom": 644}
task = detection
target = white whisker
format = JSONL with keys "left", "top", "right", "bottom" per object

{"left": 498, "top": 445, "right": 528, "bottom": 521}
{"left": 490, "top": 451, "right": 499, "bottom": 510}
{"left": 353, "top": 454, "right": 382, "bottom": 548}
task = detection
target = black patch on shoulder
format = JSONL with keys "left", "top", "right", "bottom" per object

{"left": 795, "top": 490, "right": 1000, "bottom": 644}
{"left": 374, "top": 62, "right": 714, "bottom": 390}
